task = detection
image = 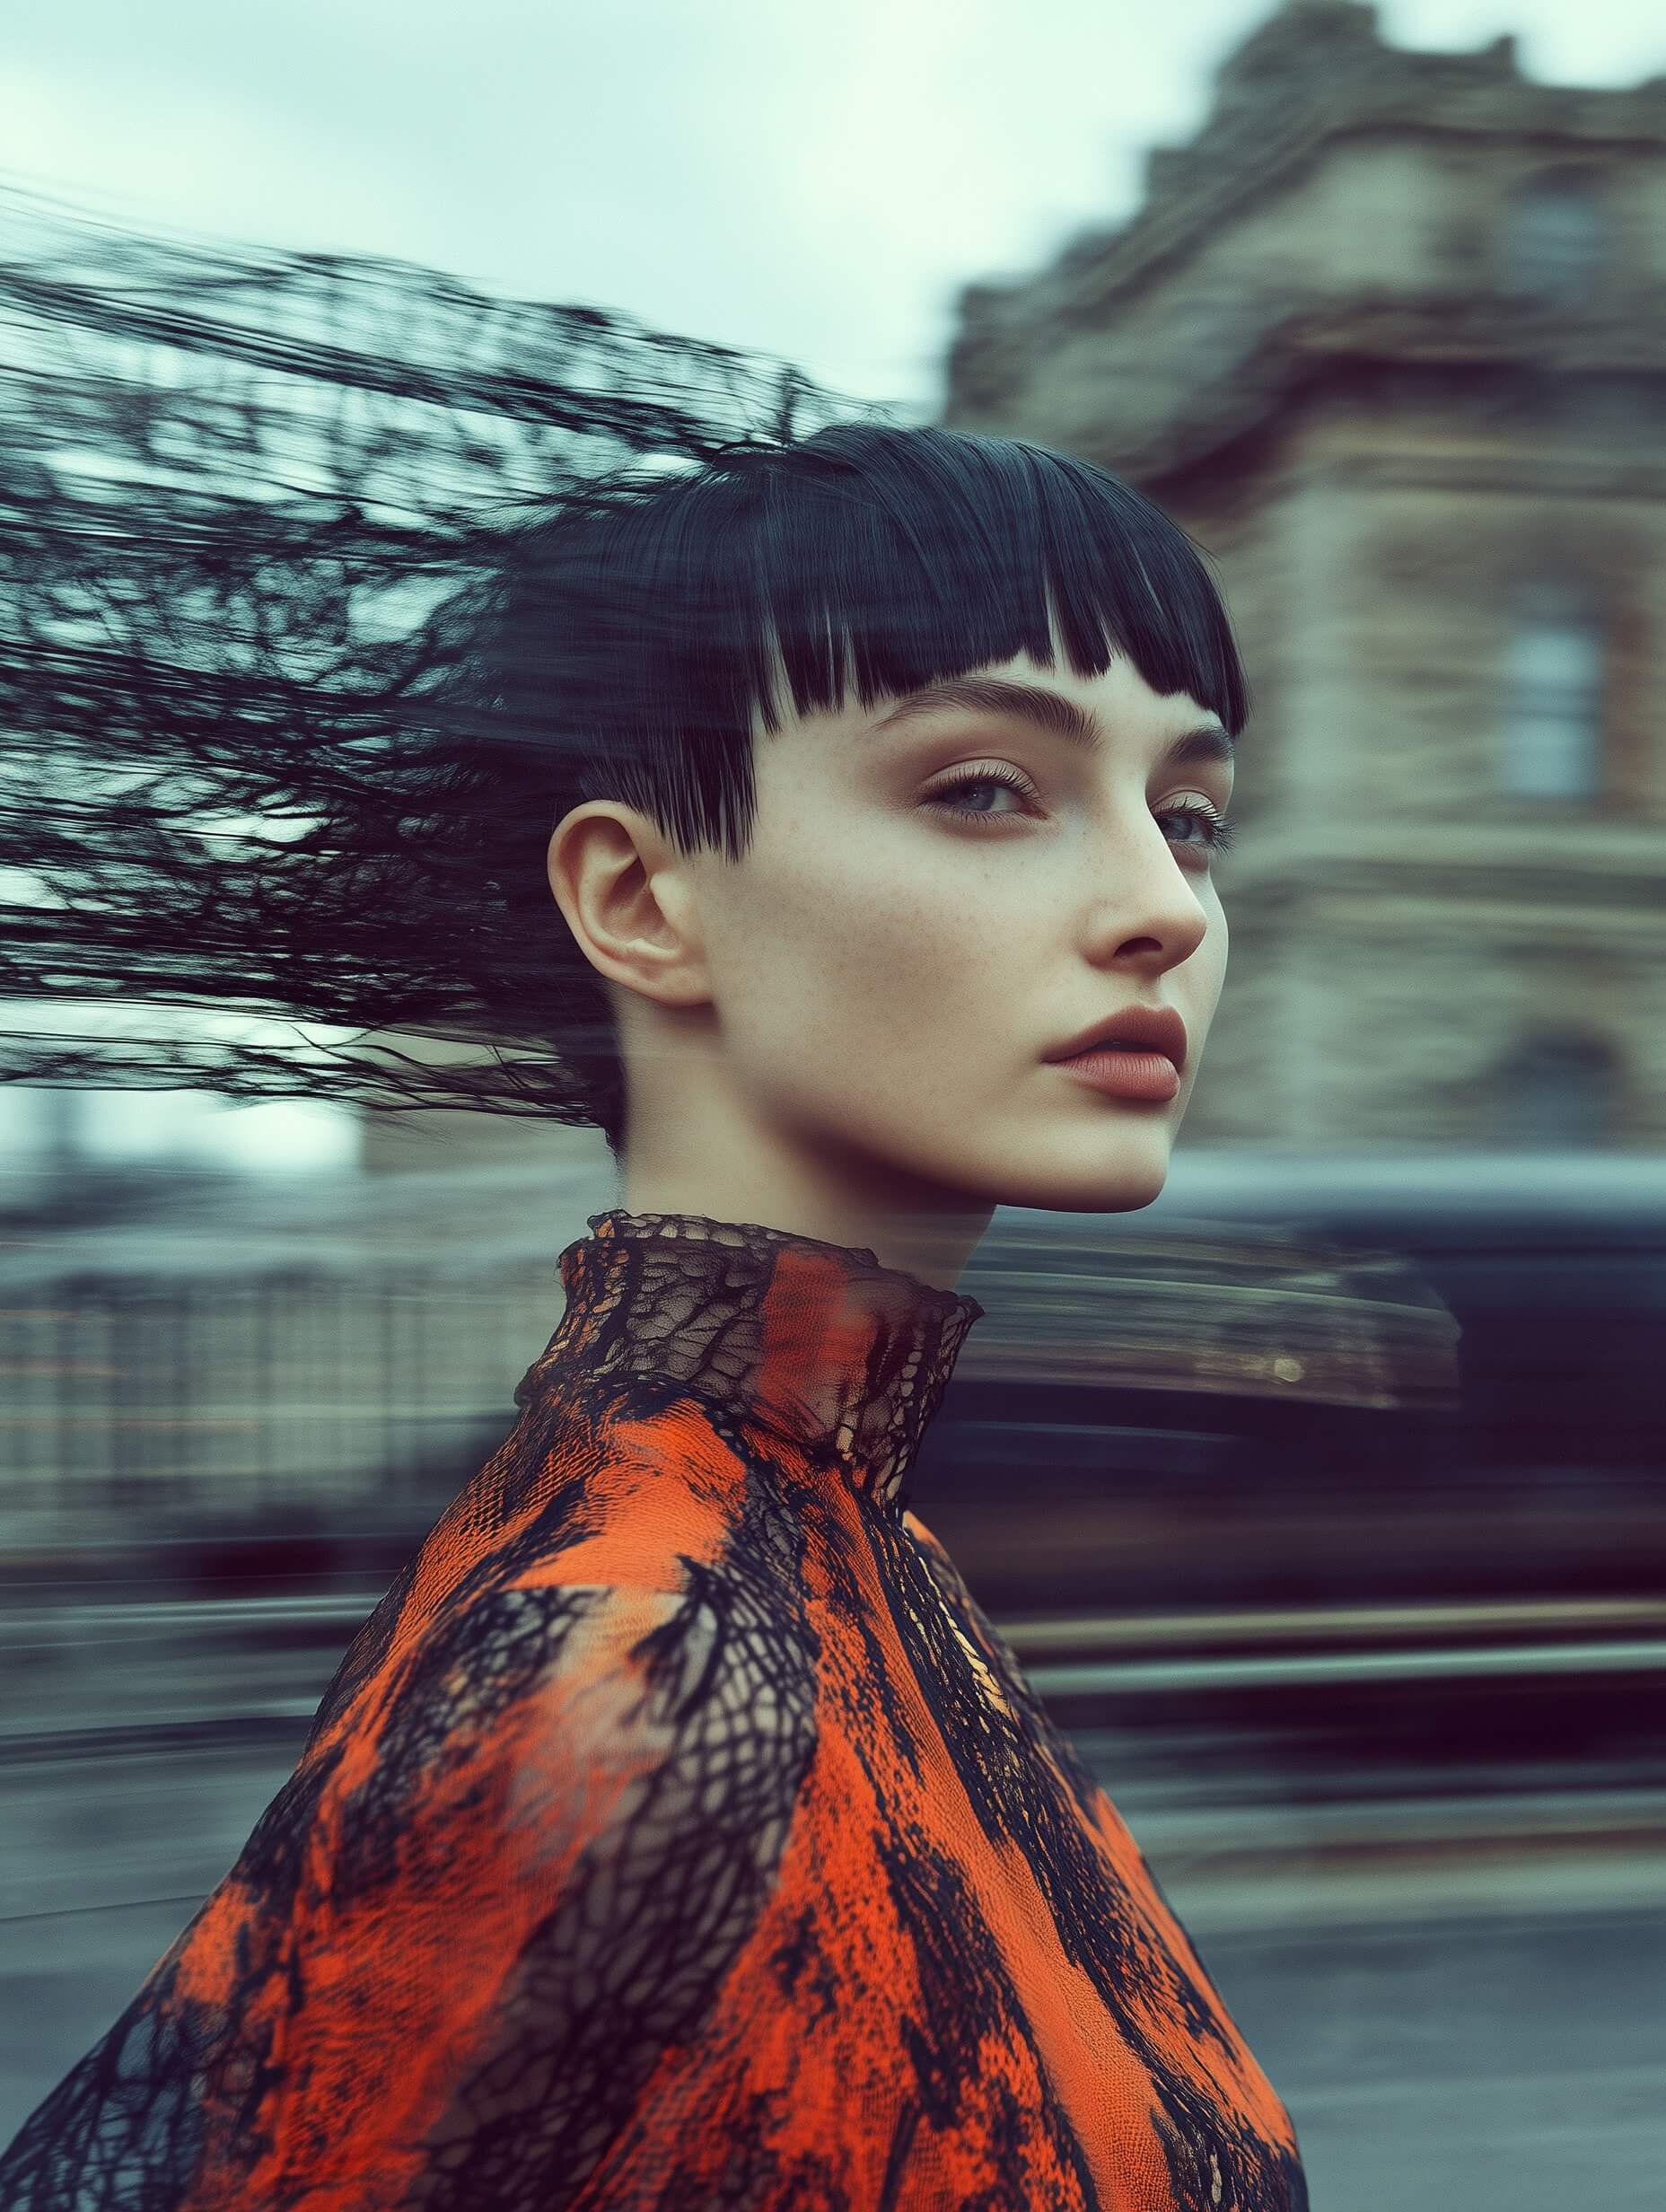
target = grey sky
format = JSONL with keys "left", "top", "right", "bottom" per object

{"left": 4, "top": 0, "right": 1662, "bottom": 1172}
{"left": 6, "top": 1, "right": 1664, "bottom": 413}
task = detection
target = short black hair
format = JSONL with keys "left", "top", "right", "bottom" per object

{"left": 438, "top": 422, "right": 1248, "bottom": 1157}
{"left": 477, "top": 421, "right": 1245, "bottom": 862}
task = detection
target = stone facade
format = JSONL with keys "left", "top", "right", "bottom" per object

{"left": 943, "top": 0, "right": 1666, "bottom": 1149}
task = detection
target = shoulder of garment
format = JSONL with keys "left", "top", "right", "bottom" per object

{"left": 0, "top": 1576, "right": 822, "bottom": 2211}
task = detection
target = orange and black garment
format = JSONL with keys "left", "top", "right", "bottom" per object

{"left": 0, "top": 1208, "right": 1307, "bottom": 2210}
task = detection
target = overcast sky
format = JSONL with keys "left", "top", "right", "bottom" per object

{"left": 5, "top": 0, "right": 1662, "bottom": 1171}
{"left": 8, "top": 0, "right": 1664, "bottom": 410}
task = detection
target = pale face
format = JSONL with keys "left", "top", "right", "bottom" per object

{"left": 550, "top": 636, "right": 1237, "bottom": 1278}
{"left": 655, "top": 641, "right": 1233, "bottom": 1223}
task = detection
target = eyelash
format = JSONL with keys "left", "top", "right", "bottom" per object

{"left": 924, "top": 764, "right": 1239, "bottom": 858}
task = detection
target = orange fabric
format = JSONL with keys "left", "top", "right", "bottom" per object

{"left": 0, "top": 1208, "right": 1305, "bottom": 2210}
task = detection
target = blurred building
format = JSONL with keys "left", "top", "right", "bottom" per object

{"left": 943, "top": 0, "right": 1666, "bottom": 1150}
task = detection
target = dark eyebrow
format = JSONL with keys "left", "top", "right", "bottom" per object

{"left": 868, "top": 677, "right": 1234, "bottom": 768}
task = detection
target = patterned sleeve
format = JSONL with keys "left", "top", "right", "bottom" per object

{"left": 0, "top": 1576, "right": 820, "bottom": 2210}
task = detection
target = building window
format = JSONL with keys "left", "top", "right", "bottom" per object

{"left": 1500, "top": 587, "right": 1603, "bottom": 800}
{"left": 1496, "top": 1034, "right": 1618, "bottom": 1147}
{"left": 1502, "top": 171, "right": 1603, "bottom": 298}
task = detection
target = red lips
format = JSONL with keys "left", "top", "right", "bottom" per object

{"left": 1044, "top": 1004, "right": 1188, "bottom": 1071}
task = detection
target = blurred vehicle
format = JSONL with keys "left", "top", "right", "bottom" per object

{"left": 907, "top": 1150, "right": 1666, "bottom": 1786}
{"left": 924, "top": 1147, "right": 1666, "bottom": 1610}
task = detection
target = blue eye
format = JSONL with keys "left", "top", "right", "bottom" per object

{"left": 925, "top": 769, "right": 1238, "bottom": 860}
{"left": 1158, "top": 803, "right": 1238, "bottom": 857}
{"left": 924, "top": 765, "right": 1037, "bottom": 821}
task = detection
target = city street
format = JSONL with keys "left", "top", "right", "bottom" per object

{"left": 6, "top": 0, "right": 1666, "bottom": 2201}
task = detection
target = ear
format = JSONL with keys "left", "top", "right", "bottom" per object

{"left": 546, "top": 802, "right": 710, "bottom": 1009}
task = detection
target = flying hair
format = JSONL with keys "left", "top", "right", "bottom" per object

{"left": 0, "top": 189, "right": 1247, "bottom": 1163}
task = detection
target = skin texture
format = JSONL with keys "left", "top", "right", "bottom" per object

{"left": 547, "top": 637, "right": 1234, "bottom": 1294}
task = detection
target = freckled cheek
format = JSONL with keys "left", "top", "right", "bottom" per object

{"left": 732, "top": 855, "right": 999, "bottom": 1066}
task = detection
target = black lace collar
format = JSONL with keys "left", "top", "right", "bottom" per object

{"left": 516, "top": 1208, "right": 985, "bottom": 1515}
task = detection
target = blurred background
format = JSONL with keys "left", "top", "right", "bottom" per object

{"left": 4, "top": 4, "right": 1665, "bottom": 2206}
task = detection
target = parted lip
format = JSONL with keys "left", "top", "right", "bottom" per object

{"left": 1044, "top": 1005, "right": 1188, "bottom": 1070}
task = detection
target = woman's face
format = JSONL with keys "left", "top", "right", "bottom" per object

{"left": 678, "top": 640, "right": 1234, "bottom": 1219}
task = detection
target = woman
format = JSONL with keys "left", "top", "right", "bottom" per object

{"left": 2, "top": 416, "right": 1306, "bottom": 2210}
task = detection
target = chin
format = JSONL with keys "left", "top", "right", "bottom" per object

{"left": 976, "top": 1118, "right": 1178, "bottom": 1216}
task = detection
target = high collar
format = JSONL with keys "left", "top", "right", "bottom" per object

{"left": 514, "top": 1207, "right": 985, "bottom": 1517}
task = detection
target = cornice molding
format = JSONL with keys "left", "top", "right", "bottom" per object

{"left": 988, "top": 297, "right": 1666, "bottom": 491}
{"left": 946, "top": 4, "right": 1666, "bottom": 427}
{"left": 1231, "top": 814, "right": 1666, "bottom": 865}
{"left": 1282, "top": 891, "right": 1666, "bottom": 950}
{"left": 1223, "top": 841, "right": 1666, "bottom": 930}
{"left": 1294, "top": 449, "right": 1666, "bottom": 501}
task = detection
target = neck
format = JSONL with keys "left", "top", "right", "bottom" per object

{"left": 518, "top": 1207, "right": 986, "bottom": 1517}
{"left": 613, "top": 999, "right": 997, "bottom": 1291}
{"left": 620, "top": 1136, "right": 995, "bottom": 1297}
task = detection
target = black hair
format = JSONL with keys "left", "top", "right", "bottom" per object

{"left": 1, "top": 198, "right": 1246, "bottom": 1167}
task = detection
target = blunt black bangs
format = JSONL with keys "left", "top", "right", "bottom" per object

{"left": 713, "top": 426, "right": 1249, "bottom": 743}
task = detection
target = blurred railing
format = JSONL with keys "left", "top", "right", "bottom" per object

{"left": 0, "top": 1268, "right": 557, "bottom": 1555}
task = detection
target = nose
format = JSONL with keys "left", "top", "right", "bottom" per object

{"left": 1090, "top": 822, "right": 1214, "bottom": 973}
